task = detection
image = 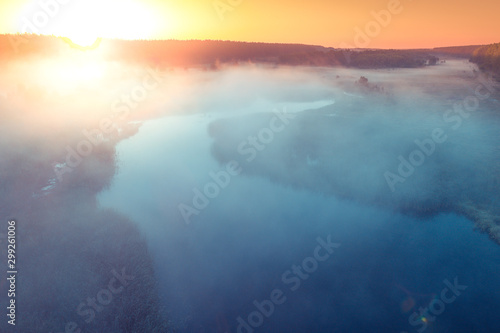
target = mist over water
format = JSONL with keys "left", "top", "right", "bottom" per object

{"left": 97, "top": 60, "right": 500, "bottom": 332}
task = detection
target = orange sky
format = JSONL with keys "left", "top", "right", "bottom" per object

{"left": 1, "top": 0, "right": 499, "bottom": 49}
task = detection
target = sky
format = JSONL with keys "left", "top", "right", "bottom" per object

{"left": 0, "top": 0, "right": 499, "bottom": 49}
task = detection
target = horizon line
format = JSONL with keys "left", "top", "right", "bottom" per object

{"left": 0, "top": 33, "right": 496, "bottom": 51}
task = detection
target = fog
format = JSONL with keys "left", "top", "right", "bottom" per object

{"left": 94, "top": 60, "right": 500, "bottom": 332}
{"left": 1, "top": 55, "right": 499, "bottom": 331}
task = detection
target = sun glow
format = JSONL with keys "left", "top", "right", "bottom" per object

{"left": 32, "top": 56, "right": 108, "bottom": 94}
{"left": 64, "top": 32, "right": 101, "bottom": 49}
{"left": 22, "top": 0, "right": 160, "bottom": 48}
{"left": 66, "top": 0, "right": 158, "bottom": 46}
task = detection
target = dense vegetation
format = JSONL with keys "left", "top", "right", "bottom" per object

{"left": 0, "top": 57, "right": 173, "bottom": 331}
{"left": 1, "top": 34, "right": 440, "bottom": 70}
{"left": 334, "top": 49, "right": 439, "bottom": 68}
{"left": 470, "top": 43, "right": 500, "bottom": 79}
{"left": 208, "top": 97, "right": 500, "bottom": 245}
{"left": 432, "top": 45, "right": 483, "bottom": 58}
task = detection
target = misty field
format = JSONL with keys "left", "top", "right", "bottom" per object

{"left": 1, "top": 53, "right": 499, "bottom": 332}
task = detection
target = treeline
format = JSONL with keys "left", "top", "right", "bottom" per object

{"left": 470, "top": 43, "right": 500, "bottom": 79}
{"left": 105, "top": 39, "right": 326, "bottom": 67}
{"left": 0, "top": 34, "right": 65, "bottom": 60}
{"left": 432, "top": 45, "right": 483, "bottom": 58}
{"left": 1, "top": 34, "right": 441, "bottom": 70}
{"left": 334, "top": 49, "right": 439, "bottom": 68}
{"left": 0, "top": 34, "right": 325, "bottom": 66}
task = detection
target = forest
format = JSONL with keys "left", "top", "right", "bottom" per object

{"left": 470, "top": 43, "right": 500, "bottom": 80}
{"left": 1, "top": 34, "right": 442, "bottom": 70}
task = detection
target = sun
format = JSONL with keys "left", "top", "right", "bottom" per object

{"left": 62, "top": 37, "right": 102, "bottom": 51}
{"left": 65, "top": 32, "right": 101, "bottom": 49}
{"left": 48, "top": 0, "right": 160, "bottom": 47}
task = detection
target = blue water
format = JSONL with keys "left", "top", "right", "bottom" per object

{"left": 99, "top": 113, "right": 500, "bottom": 333}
